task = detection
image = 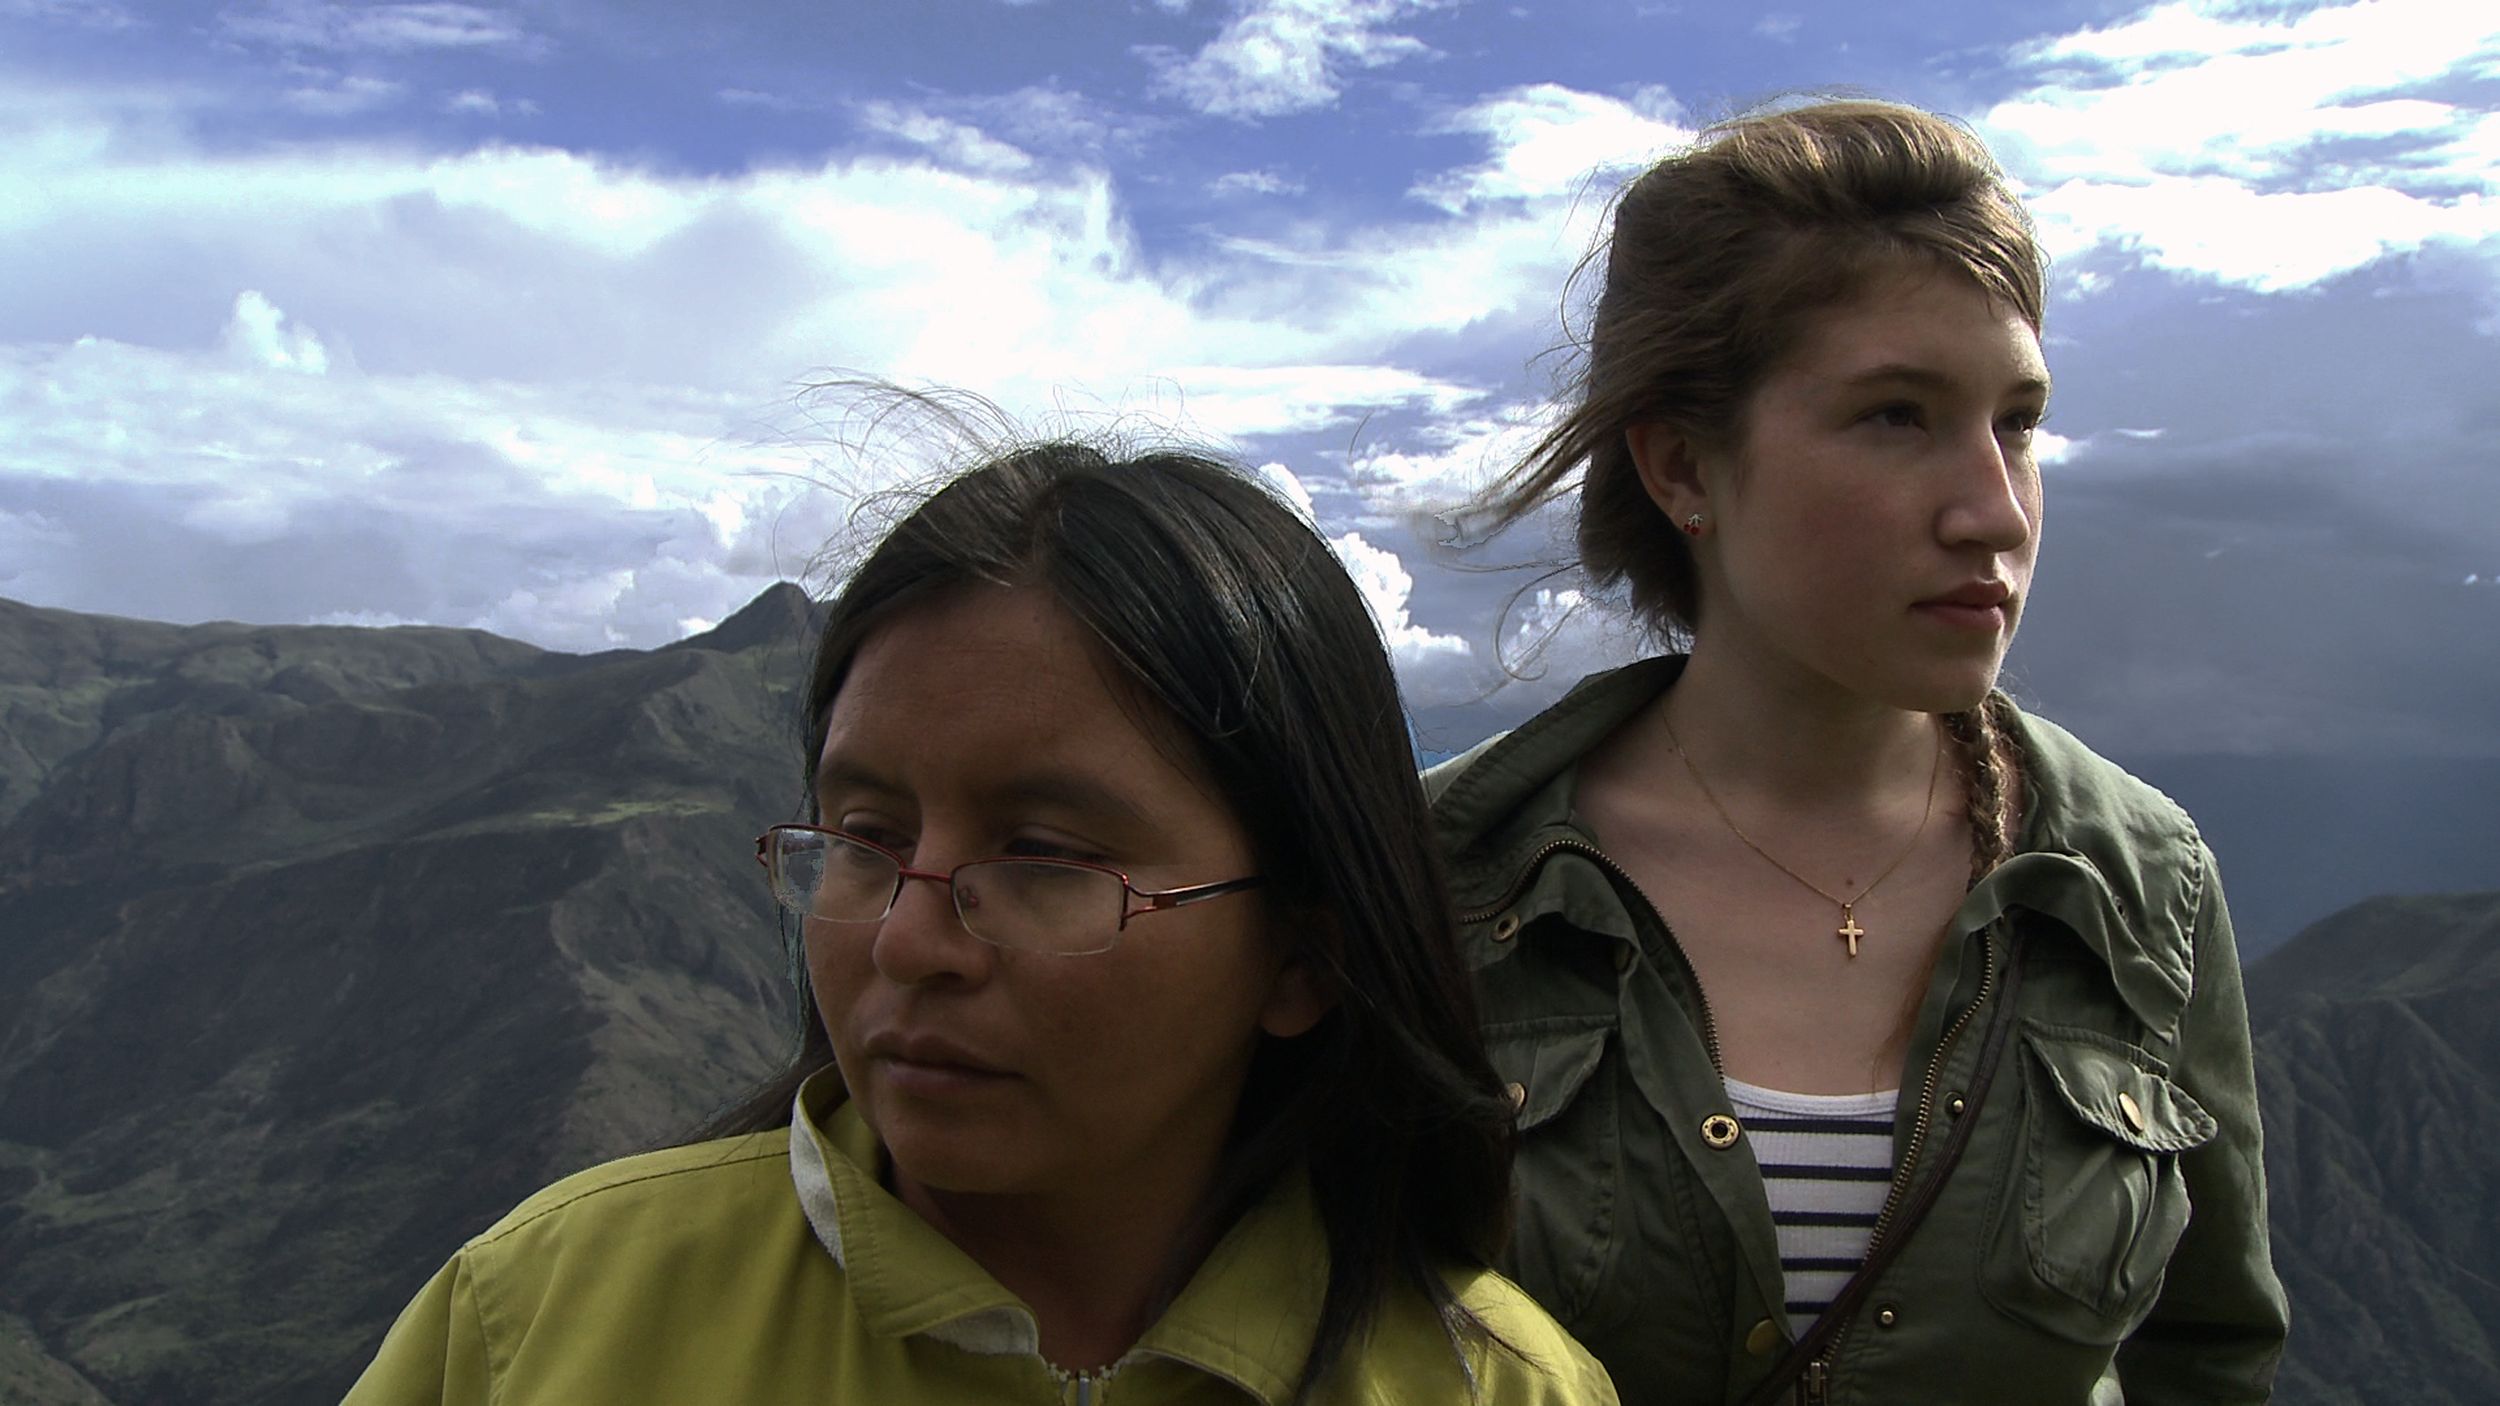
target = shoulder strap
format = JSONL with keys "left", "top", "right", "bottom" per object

{"left": 1736, "top": 930, "right": 2030, "bottom": 1406}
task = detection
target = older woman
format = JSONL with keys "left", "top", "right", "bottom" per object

{"left": 344, "top": 436, "right": 1615, "bottom": 1405}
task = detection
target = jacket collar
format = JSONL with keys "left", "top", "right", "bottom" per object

{"left": 785, "top": 1069, "right": 1329, "bottom": 1404}
{"left": 1426, "top": 657, "right": 2205, "bottom": 1040}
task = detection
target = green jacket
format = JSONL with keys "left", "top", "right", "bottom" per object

{"left": 1427, "top": 658, "right": 2289, "bottom": 1405}
{"left": 344, "top": 1068, "right": 1619, "bottom": 1406}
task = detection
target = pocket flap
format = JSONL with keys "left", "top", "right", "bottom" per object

{"left": 2025, "top": 1029, "right": 2217, "bottom": 1154}
{"left": 1487, "top": 1021, "right": 1612, "bottom": 1132}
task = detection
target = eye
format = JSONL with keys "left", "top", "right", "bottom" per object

{"left": 1997, "top": 406, "right": 2048, "bottom": 441}
{"left": 834, "top": 817, "right": 911, "bottom": 853}
{"left": 1003, "top": 833, "right": 1111, "bottom": 866}
{"left": 1860, "top": 401, "right": 1925, "bottom": 431}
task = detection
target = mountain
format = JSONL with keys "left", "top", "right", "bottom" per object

{"left": 3, "top": 591, "right": 2497, "bottom": 1403}
{"left": 0, "top": 587, "right": 822, "bottom": 1406}
{"left": 2248, "top": 891, "right": 2500, "bottom": 1406}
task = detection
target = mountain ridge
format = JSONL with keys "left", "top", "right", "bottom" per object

{"left": 0, "top": 591, "right": 2493, "bottom": 1404}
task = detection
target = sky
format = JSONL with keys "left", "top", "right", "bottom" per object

{"left": 1, "top": 0, "right": 2495, "bottom": 756}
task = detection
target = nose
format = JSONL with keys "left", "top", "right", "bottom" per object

{"left": 868, "top": 867, "right": 995, "bottom": 987}
{"left": 1939, "top": 423, "right": 2037, "bottom": 555}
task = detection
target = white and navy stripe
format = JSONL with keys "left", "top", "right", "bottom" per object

{"left": 1725, "top": 1077, "right": 1900, "bottom": 1335}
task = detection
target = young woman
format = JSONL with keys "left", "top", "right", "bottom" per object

{"left": 345, "top": 439, "right": 1616, "bottom": 1404}
{"left": 1434, "top": 101, "right": 2288, "bottom": 1403}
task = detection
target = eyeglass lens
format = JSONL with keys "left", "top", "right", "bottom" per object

{"left": 769, "top": 829, "right": 1124, "bottom": 955}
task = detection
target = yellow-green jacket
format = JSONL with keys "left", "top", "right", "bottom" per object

{"left": 344, "top": 1068, "right": 1618, "bottom": 1405}
{"left": 1426, "top": 658, "right": 2290, "bottom": 1405}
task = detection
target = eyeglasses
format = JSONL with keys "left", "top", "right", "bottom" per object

{"left": 755, "top": 823, "right": 1264, "bottom": 957}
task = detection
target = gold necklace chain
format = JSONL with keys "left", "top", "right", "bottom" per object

{"left": 1660, "top": 714, "right": 1945, "bottom": 958}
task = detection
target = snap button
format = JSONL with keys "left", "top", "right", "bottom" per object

{"left": 1613, "top": 943, "right": 1634, "bottom": 972}
{"left": 1945, "top": 1092, "right": 1967, "bottom": 1118}
{"left": 1875, "top": 1304, "right": 1900, "bottom": 1329}
{"left": 1745, "top": 1318, "right": 1781, "bottom": 1357}
{"left": 1505, "top": 1082, "right": 1527, "bottom": 1115}
{"left": 1700, "top": 1113, "right": 1742, "bottom": 1149}
{"left": 2118, "top": 1089, "right": 2147, "bottom": 1134}
{"left": 1492, "top": 913, "right": 1522, "bottom": 942}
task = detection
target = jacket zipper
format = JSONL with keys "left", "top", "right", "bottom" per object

{"left": 1050, "top": 1362, "right": 1114, "bottom": 1405}
{"left": 1802, "top": 924, "right": 2000, "bottom": 1401}
{"left": 1459, "top": 837, "right": 1724, "bottom": 1073}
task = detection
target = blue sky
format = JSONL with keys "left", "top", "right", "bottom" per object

{"left": 2, "top": 0, "right": 2495, "bottom": 755}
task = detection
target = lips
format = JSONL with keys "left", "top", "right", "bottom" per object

{"left": 863, "top": 1029, "right": 1012, "bottom": 1079}
{"left": 1919, "top": 579, "right": 2013, "bottom": 610}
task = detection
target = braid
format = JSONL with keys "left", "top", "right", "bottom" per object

{"left": 1943, "top": 692, "right": 2024, "bottom": 884}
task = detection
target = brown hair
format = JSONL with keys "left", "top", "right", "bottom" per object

{"left": 1467, "top": 98, "right": 2047, "bottom": 640}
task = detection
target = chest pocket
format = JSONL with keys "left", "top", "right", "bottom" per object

{"left": 1982, "top": 1024, "right": 2217, "bottom": 1343}
{"left": 1485, "top": 1019, "right": 1617, "bottom": 1324}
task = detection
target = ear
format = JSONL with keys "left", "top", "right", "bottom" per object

{"left": 1257, "top": 954, "right": 1336, "bottom": 1039}
{"left": 1626, "top": 421, "right": 1710, "bottom": 524}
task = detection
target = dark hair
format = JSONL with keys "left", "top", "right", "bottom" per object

{"left": 704, "top": 438, "right": 1514, "bottom": 1398}
{"left": 1467, "top": 97, "right": 2047, "bottom": 639}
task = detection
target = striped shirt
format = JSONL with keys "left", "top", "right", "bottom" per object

{"left": 1725, "top": 1076, "right": 1900, "bottom": 1335}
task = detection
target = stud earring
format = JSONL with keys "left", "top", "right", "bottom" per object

{"left": 1682, "top": 514, "right": 1705, "bottom": 538}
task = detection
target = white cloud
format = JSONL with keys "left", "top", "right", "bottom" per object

{"left": 857, "top": 103, "right": 1037, "bottom": 175}
{"left": 443, "top": 89, "right": 537, "bottom": 118}
{"left": 1328, "top": 529, "right": 1471, "bottom": 682}
{"left": 220, "top": 290, "right": 329, "bottom": 374}
{"left": 2033, "top": 176, "right": 2493, "bottom": 292}
{"left": 1209, "top": 168, "right": 1304, "bottom": 197}
{"left": 1415, "top": 83, "right": 1689, "bottom": 212}
{"left": 716, "top": 87, "right": 808, "bottom": 112}
{"left": 1251, "top": 460, "right": 1317, "bottom": 522}
{"left": 0, "top": 74, "right": 1669, "bottom": 660}
{"left": 283, "top": 73, "right": 403, "bottom": 116}
{"left": 1138, "top": 364, "right": 1479, "bottom": 438}
{"left": 1752, "top": 13, "right": 1800, "bottom": 42}
{"left": 1, "top": 0, "right": 135, "bottom": 27}
{"left": 0, "top": 328, "right": 835, "bottom": 648}
{"left": 223, "top": 1, "right": 532, "bottom": 53}
{"left": 1341, "top": 400, "right": 1555, "bottom": 521}
{"left": 1987, "top": 0, "right": 2500, "bottom": 292}
{"left": 1145, "top": 0, "right": 1436, "bottom": 120}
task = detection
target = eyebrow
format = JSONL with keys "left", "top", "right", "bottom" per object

{"left": 1838, "top": 362, "right": 2052, "bottom": 399}
{"left": 810, "top": 757, "right": 1154, "bottom": 831}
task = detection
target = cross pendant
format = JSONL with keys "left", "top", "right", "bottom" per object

{"left": 1837, "top": 907, "right": 1865, "bottom": 958}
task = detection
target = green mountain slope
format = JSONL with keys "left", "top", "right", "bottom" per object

{"left": 3, "top": 589, "right": 2496, "bottom": 1403}
{"left": 2249, "top": 892, "right": 2500, "bottom": 1405}
{"left": 0, "top": 587, "right": 820, "bottom": 1405}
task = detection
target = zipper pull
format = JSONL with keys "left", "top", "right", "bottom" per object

{"left": 1802, "top": 1358, "right": 1830, "bottom": 1405}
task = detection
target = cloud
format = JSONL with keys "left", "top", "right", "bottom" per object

{"left": 1249, "top": 460, "right": 1317, "bottom": 522}
{"left": 443, "top": 88, "right": 537, "bottom": 118}
{"left": 856, "top": 102, "right": 1037, "bottom": 175}
{"left": 0, "top": 80, "right": 1621, "bottom": 652}
{"left": 1986, "top": 0, "right": 2500, "bottom": 292}
{"left": 716, "top": 87, "right": 811, "bottom": 112}
{"left": 1209, "top": 168, "right": 1304, "bottom": 197}
{"left": 1327, "top": 528, "right": 1473, "bottom": 693}
{"left": 1136, "top": 364, "right": 1480, "bottom": 438}
{"left": 0, "top": 0, "right": 135, "bottom": 27}
{"left": 220, "top": 290, "right": 330, "bottom": 373}
{"left": 1144, "top": 0, "right": 1436, "bottom": 120}
{"left": 1414, "top": 83, "right": 1689, "bottom": 212}
{"left": 221, "top": 1, "right": 533, "bottom": 53}
{"left": 0, "top": 328, "right": 838, "bottom": 648}
{"left": 280, "top": 70, "right": 404, "bottom": 116}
